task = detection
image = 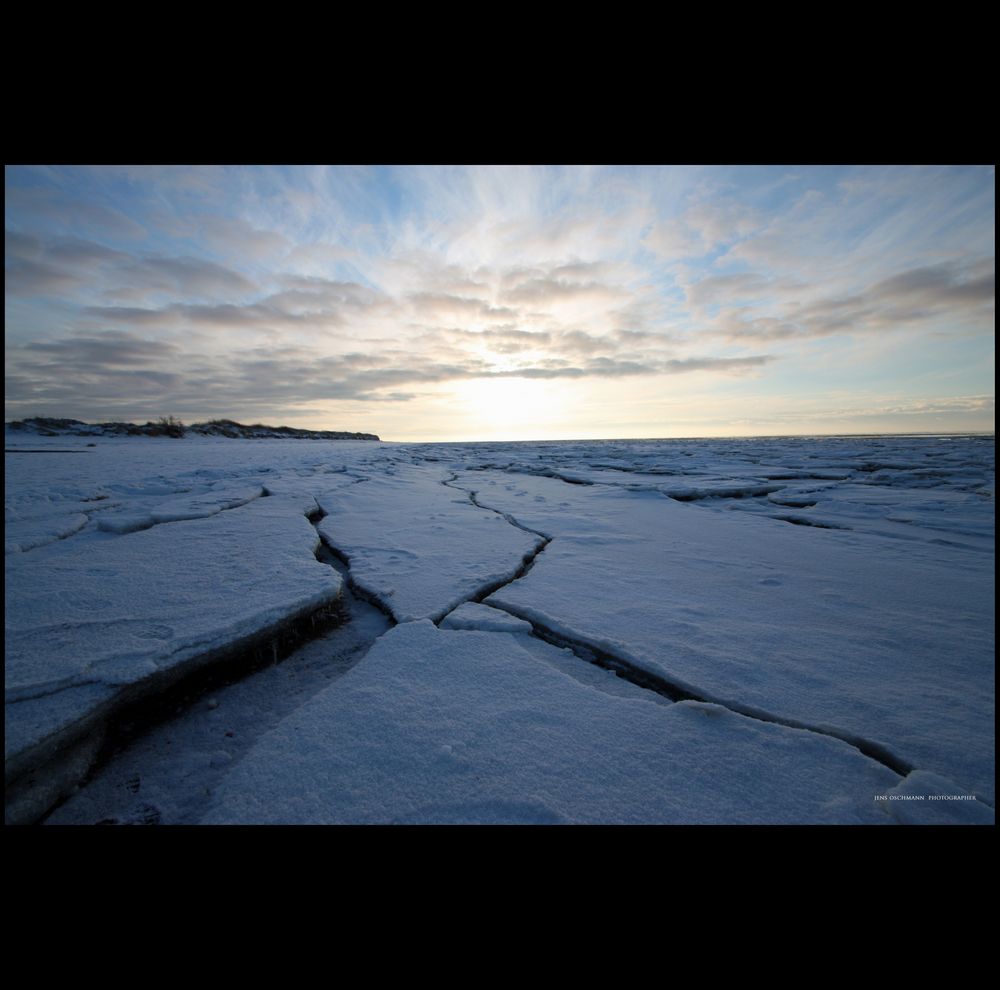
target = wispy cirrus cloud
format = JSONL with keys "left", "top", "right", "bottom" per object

{"left": 4, "top": 164, "right": 994, "bottom": 437}
{"left": 704, "top": 259, "right": 994, "bottom": 342}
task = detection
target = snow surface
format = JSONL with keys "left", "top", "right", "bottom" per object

{"left": 43, "top": 550, "right": 392, "bottom": 827}
{"left": 440, "top": 602, "right": 534, "bottom": 634}
{"left": 201, "top": 621, "right": 902, "bottom": 825}
{"left": 315, "top": 464, "right": 542, "bottom": 623}
{"left": 469, "top": 472, "right": 995, "bottom": 801}
{"left": 6, "top": 462, "right": 344, "bottom": 802}
{"left": 5, "top": 432, "right": 994, "bottom": 824}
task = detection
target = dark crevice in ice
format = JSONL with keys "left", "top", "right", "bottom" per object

{"left": 314, "top": 542, "right": 397, "bottom": 626}
{"left": 11, "top": 587, "right": 349, "bottom": 826}
{"left": 533, "top": 471, "right": 593, "bottom": 486}
{"left": 441, "top": 475, "right": 552, "bottom": 541}
{"left": 664, "top": 484, "right": 786, "bottom": 503}
{"left": 8, "top": 502, "right": 349, "bottom": 823}
{"left": 762, "top": 474, "right": 850, "bottom": 482}
{"left": 308, "top": 507, "right": 397, "bottom": 627}
{"left": 466, "top": 538, "right": 551, "bottom": 607}
{"left": 45, "top": 592, "right": 389, "bottom": 825}
{"left": 424, "top": 475, "right": 553, "bottom": 626}
{"left": 486, "top": 602, "right": 914, "bottom": 778}
{"left": 506, "top": 613, "right": 697, "bottom": 704}
{"left": 8, "top": 516, "right": 93, "bottom": 556}
{"left": 462, "top": 465, "right": 595, "bottom": 487}
{"left": 583, "top": 463, "right": 682, "bottom": 476}
{"left": 769, "top": 515, "right": 849, "bottom": 530}
{"left": 24, "top": 507, "right": 390, "bottom": 826}
{"left": 470, "top": 493, "right": 550, "bottom": 538}
{"left": 79, "top": 487, "right": 271, "bottom": 541}
{"left": 445, "top": 474, "right": 550, "bottom": 537}
{"left": 439, "top": 467, "right": 938, "bottom": 780}
{"left": 96, "top": 597, "right": 350, "bottom": 751}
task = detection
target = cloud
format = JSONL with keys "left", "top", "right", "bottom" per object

{"left": 5, "top": 330, "right": 185, "bottom": 415}
{"left": 870, "top": 262, "right": 994, "bottom": 305}
{"left": 82, "top": 306, "right": 179, "bottom": 327}
{"left": 482, "top": 355, "right": 773, "bottom": 380}
{"left": 644, "top": 198, "right": 763, "bottom": 260}
{"left": 501, "top": 276, "right": 626, "bottom": 307}
{"left": 661, "top": 356, "right": 773, "bottom": 374}
{"left": 5, "top": 258, "right": 87, "bottom": 296}
{"left": 448, "top": 327, "right": 552, "bottom": 354}
{"left": 860, "top": 394, "right": 995, "bottom": 416}
{"left": 687, "top": 274, "right": 759, "bottom": 309}
{"left": 791, "top": 261, "right": 994, "bottom": 333}
{"left": 77, "top": 260, "right": 650, "bottom": 357}
{"left": 45, "top": 238, "right": 127, "bottom": 267}
{"left": 5, "top": 230, "right": 42, "bottom": 260}
{"left": 5, "top": 318, "right": 775, "bottom": 425}
{"left": 82, "top": 276, "right": 389, "bottom": 335}
{"left": 5, "top": 186, "right": 148, "bottom": 240}
{"left": 707, "top": 260, "right": 994, "bottom": 342}
{"left": 285, "top": 241, "right": 358, "bottom": 271}
{"left": 6, "top": 166, "right": 993, "bottom": 434}
{"left": 84, "top": 165, "right": 229, "bottom": 197}
{"left": 198, "top": 216, "right": 291, "bottom": 260}
{"left": 5, "top": 368, "right": 184, "bottom": 406}
{"left": 16, "top": 332, "right": 179, "bottom": 368}
{"left": 772, "top": 393, "right": 997, "bottom": 423}
{"left": 407, "top": 292, "right": 517, "bottom": 324}
{"left": 118, "top": 255, "right": 256, "bottom": 299}
{"left": 274, "top": 275, "right": 385, "bottom": 307}
{"left": 5, "top": 232, "right": 258, "bottom": 303}
{"left": 555, "top": 330, "right": 612, "bottom": 355}
{"left": 726, "top": 167, "right": 996, "bottom": 280}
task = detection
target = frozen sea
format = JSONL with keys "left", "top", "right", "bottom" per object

{"left": 4, "top": 432, "right": 995, "bottom": 825}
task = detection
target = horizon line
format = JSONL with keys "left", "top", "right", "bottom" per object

{"left": 6, "top": 417, "right": 995, "bottom": 446}
{"left": 384, "top": 431, "right": 996, "bottom": 443}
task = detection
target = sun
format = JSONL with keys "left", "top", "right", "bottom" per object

{"left": 449, "top": 376, "right": 567, "bottom": 439}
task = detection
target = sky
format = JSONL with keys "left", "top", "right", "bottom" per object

{"left": 4, "top": 164, "right": 994, "bottom": 441}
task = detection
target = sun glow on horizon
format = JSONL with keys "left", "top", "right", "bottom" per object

{"left": 444, "top": 377, "right": 573, "bottom": 440}
{"left": 4, "top": 165, "right": 994, "bottom": 438}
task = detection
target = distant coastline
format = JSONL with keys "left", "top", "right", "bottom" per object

{"left": 5, "top": 417, "right": 380, "bottom": 442}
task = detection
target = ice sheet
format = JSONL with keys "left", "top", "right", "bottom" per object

{"left": 462, "top": 472, "right": 994, "bottom": 800}
{"left": 315, "top": 464, "right": 542, "bottom": 622}
{"left": 201, "top": 621, "right": 905, "bottom": 825}
{"left": 440, "top": 602, "right": 534, "bottom": 634}
{"left": 6, "top": 494, "right": 342, "bottom": 792}
{"left": 5, "top": 434, "right": 994, "bottom": 824}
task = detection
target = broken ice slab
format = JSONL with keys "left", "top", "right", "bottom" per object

{"left": 439, "top": 602, "right": 534, "bottom": 634}
{"left": 93, "top": 485, "right": 266, "bottom": 534}
{"left": 201, "top": 621, "right": 902, "bottom": 825}
{"left": 5, "top": 511, "right": 90, "bottom": 554}
{"left": 315, "top": 465, "right": 543, "bottom": 623}
{"left": 5, "top": 495, "right": 343, "bottom": 823}
{"left": 465, "top": 471, "right": 995, "bottom": 803}
{"left": 148, "top": 486, "right": 263, "bottom": 523}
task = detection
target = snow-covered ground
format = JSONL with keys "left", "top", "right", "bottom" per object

{"left": 5, "top": 432, "right": 994, "bottom": 825}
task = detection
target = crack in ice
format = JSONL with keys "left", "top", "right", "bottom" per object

{"left": 441, "top": 474, "right": 918, "bottom": 780}
{"left": 485, "top": 599, "right": 915, "bottom": 778}
{"left": 431, "top": 475, "right": 552, "bottom": 624}
{"left": 308, "top": 507, "right": 398, "bottom": 627}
